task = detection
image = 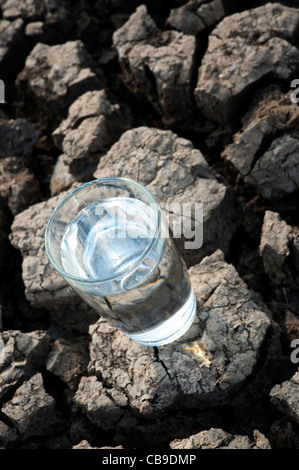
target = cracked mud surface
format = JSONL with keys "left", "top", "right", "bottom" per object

{"left": 0, "top": 0, "right": 299, "bottom": 450}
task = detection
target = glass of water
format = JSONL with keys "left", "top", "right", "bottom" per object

{"left": 45, "top": 177, "right": 196, "bottom": 346}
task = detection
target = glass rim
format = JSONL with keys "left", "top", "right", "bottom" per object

{"left": 44, "top": 177, "right": 161, "bottom": 284}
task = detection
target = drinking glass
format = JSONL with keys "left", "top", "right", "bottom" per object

{"left": 45, "top": 177, "right": 196, "bottom": 346}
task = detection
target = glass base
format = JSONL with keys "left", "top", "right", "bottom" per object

{"left": 126, "top": 288, "right": 197, "bottom": 347}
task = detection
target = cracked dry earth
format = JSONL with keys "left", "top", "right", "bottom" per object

{"left": 0, "top": 0, "right": 299, "bottom": 450}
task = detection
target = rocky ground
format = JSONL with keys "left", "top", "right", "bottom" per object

{"left": 0, "top": 0, "right": 299, "bottom": 450}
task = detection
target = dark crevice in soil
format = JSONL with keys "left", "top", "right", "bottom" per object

{"left": 27, "top": 136, "right": 61, "bottom": 200}
{"left": 0, "top": 410, "right": 19, "bottom": 435}
{"left": 40, "top": 369, "right": 68, "bottom": 408}
{"left": 244, "top": 129, "right": 286, "bottom": 177}
{"left": 272, "top": 190, "right": 299, "bottom": 227}
{"left": 0, "top": 208, "right": 49, "bottom": 332}
{"left": 37, "top": 369, "right": 118, "bottom": 449}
